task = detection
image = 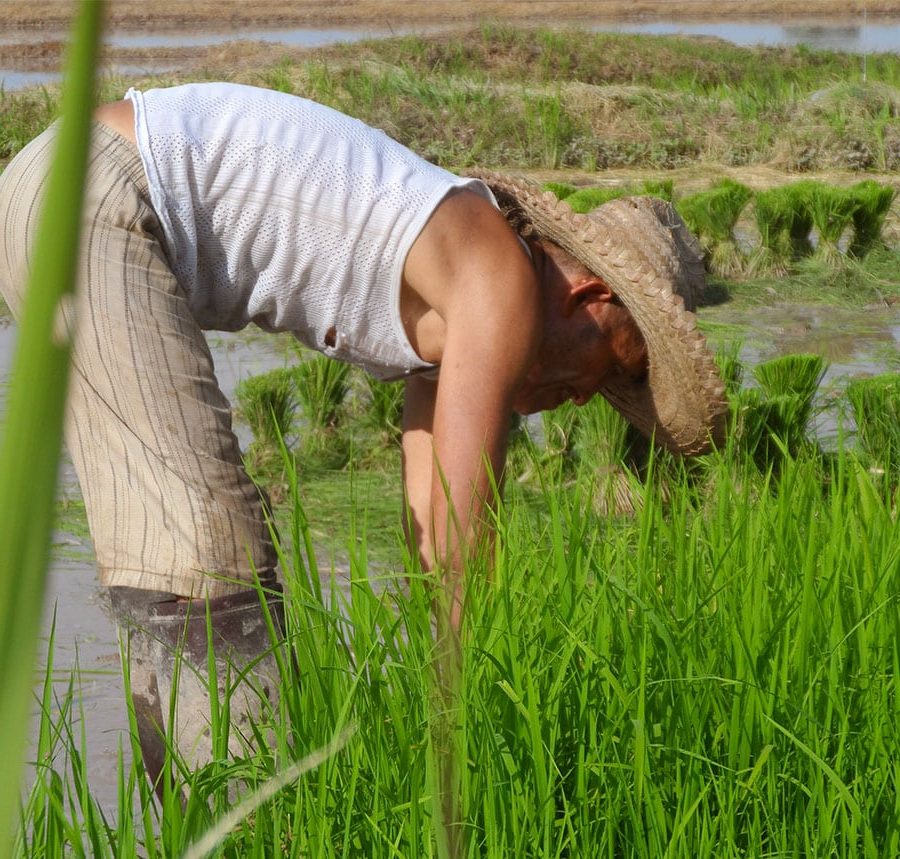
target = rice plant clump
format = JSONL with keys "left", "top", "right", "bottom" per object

{"left": 541, "top": 400, "right": 583, "bottom": 478}
{"left": 292, "top": 356, "right": 352, "bottom": 471}
{"left": 676, "top": 179, "right": 753, "bottom": 277}
{"left": 845, "top": 373, "right": 900, "bottom": 474}
{"left": 734, "top": 353, "right": 826, "bottom": 470}
{"left": 542, "top": 181, "right": 577, "bottom": 200}
{"left": 353, "top": 374, "right": 405, "bottom": 465}
{"left": 751, "top": 182, "right": 815, "bottom": 274}
{"left": 803, "top": 182, "right": 858, "bottom": 265}
{"left": 564, "top": 185, "right": 629, "bottom": 214}
{"left": 574, "top": 395, "right": 644, "bottom": 515}
{"left": 848, "top": 180, "right": 896, "bottom": 258}
{"left": 563, "top": 180, "right": 675, "bottom": 214}
{"left": 234, "top": 367, "right": 298, "bottom": 451}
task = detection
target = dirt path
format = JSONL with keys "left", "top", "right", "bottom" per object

{"left": 3, "top": 0, "right": 898, "bottom": 31}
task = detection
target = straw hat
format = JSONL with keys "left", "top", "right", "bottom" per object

{"left": 468, "top": 170, "right": 728, "bottom": 455}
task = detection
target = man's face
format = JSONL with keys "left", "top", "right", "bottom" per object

{"left": 512, "top": 241, "right": 648, "bottom": 415}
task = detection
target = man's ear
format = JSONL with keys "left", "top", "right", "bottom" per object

{"left": 563, "top": 277, "right": 614, "bottom": 315}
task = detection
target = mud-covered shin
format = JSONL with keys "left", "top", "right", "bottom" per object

{"left": 108, "top": 584, "right": 286, "bottom": 797}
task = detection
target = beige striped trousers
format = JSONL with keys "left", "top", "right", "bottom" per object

{"left": 0, "top": 121, "right": 277, "bottom": 598}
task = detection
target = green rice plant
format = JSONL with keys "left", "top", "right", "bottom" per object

{"left": 350, "top": 373, "right": 405, "bottom": 468}
{"left": 639, "top": 178, "right": 675, "bottom": 202}
{"left": 564, "top": 179, "right": 675, "bottom": 215}
{"left": 504, "top": 412, "right": 538, "bottom": 483}
{"left": 234, "top": 367, "right": 298, "bottom": 450}
{"left": 540, "top": 399, "right": 582, "bottom": 478}
{"left": 12, "top": 434, "right": 900, "bottom": 857}
{"left": 752, "top": 182, "right": 815, "bottom": 273}
{"left": 848, "top": 180, "right": 896, "bottom": 258}
{"left": 292, "top": 355, "right": 351, "bottom": 432}
{"left": 563, "top": 185, "right": 629, "bottom": 213}
{"left": 715, "top": 339, "right": 746, "bottom": 400}
{"left": 734, "top": 353, "right": 826, "bottom": 470}
{"left": 0, "top": 3, "right": 102, "bottom": 854}
{"left": 845, "top": 373, "right": 900, "bottom": 474}
{"left": 234, "top": 367, "right": 299, "bottom": 490}
{"left": 523, "top": 94, "right": 576, "bottom": 169}
{"left": 360, "top": 374, "right": 404, "bottom": 443}
{"left": 292, "top": 355, "right": 352, "bottom": 472}
{"left": 803, "top": 182, "right": 859, "bottom": 265}
{"left": 573, "top": 395, "right": 644, "bottom": 515}
{"left": 675, "top": 179, "right": 753, "bottom": 276}
{"left": 542, "top": 181, "right": 577, "bottom": 200}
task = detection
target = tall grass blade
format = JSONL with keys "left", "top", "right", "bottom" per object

{"left": 181, "top": 725, "right": 356, "bottom": 859}
{"left": 0, "top": 2, "right": 102, "bottom": 853}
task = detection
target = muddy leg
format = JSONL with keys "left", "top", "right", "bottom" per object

{"left": 109, "top": 584, "right": 286, "bottom": 800}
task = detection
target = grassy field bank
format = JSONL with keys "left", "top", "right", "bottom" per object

{"left": 2, "top": 26, "right": 900, "bottom": 308}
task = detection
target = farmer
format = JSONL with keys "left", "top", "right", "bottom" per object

{"left": 0, "top": 82, "right": 725, "bottom": 784}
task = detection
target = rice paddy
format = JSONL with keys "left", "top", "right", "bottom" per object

{"left": 20, "top": 349, "right": 900, "bottom": 857}
{"left": 1, "top": 12, "right": 899, "bottom": 859}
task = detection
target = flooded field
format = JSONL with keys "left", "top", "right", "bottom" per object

{"left": 1, "top": 17, "right": 898, "bottom": 91}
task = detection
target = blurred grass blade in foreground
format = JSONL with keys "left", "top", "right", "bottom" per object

{"left": 0, "top": 1, "right": 103, "bottom": 853}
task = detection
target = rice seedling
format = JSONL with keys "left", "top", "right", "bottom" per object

{"left": 235, "top": 367, "right": 298, "bottom": 450}
{"left": 639, "top": 178, "right": 675, "bottom": 202}
{"left": 0, "top": 2, "right": 102, "bottom": 852}
{"left": 504, "top": 412, "right": 538, "bottom": 483}
{"left": 19, "top": 437, "right": 900, "bottom": 858}
{"left": 540, "top": 399, "right": 582, "bottom": 478}
{"left": 523, "top": 93, "right": 577, "bottom": 169}
{"left": 542, "top": 181, "right": 576, "bottom": 200}
{"left": 714, "top": 339, "right": 746, "bottom": 400}
{"left": 292, "top": 355, "right": 351, "bottom": 433}
{"left": 359, "top": 374, "right": 404, "bottom": 444}
{"left": 292, "top": 355, "right": 352, "bottom": 472}
{"left": 573, "top": 395, "right": 644, "bottom": 515}
{"left": 803, "top": 182, "right": 858, "bottom": 265}
{"left": 563, "top": 179, "right": 676, "bottom": 215}
{"left": 676, "top": 179, "right": 753, "bottom": 276}
{"left": 848, "top": 180, "right": 896, "bottom": 258}
{"left": 751, "top": 182, "right": 815, "bottom": 274}
{"left": 845, "top": 373, "right": 900, "bottom": 474}
{"left": 234, "top": 366, "right": 299, "bottom": 491}
{"left": 563, "top": 185, "right": 627, "bottom": 214}
{"left": 734, "top": 353, "right": 826, "bottom": 471}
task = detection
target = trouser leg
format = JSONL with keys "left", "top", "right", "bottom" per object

{"left": 0, "top": 119, "right": 279, "bottom": 599}
{"left": 109, "top": 584, "right": 286, "bottom": 797}
{"left": 0, "top": 121, "right": 287, "bottom": 787}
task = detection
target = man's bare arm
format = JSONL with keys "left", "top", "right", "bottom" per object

{"left": 401, "top": 191, "right": 541, "bottom": 629}
{"left": 402, "top": 374, "right": 437, "bottom": 570}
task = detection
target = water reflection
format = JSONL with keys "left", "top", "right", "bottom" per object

{"left": 597, "top": 19, "right": 899, "bottom": 54}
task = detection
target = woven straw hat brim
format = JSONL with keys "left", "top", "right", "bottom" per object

{"left": 468, "top": 170, "right": 728, "bottom": 455}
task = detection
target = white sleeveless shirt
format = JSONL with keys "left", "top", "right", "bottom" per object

{"left": 125, "top": 82, "right": 496, "bottom": 379}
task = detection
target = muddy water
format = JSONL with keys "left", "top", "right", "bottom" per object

{"left": 1, "top": 301, "right": 898, "bottom": 813}
{"left": 701, "top": 301, "right": 900, "bottom": 442}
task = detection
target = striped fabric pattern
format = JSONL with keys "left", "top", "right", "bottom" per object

{"left": 0, "top": 122, "right": 277, "bottom": 598}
